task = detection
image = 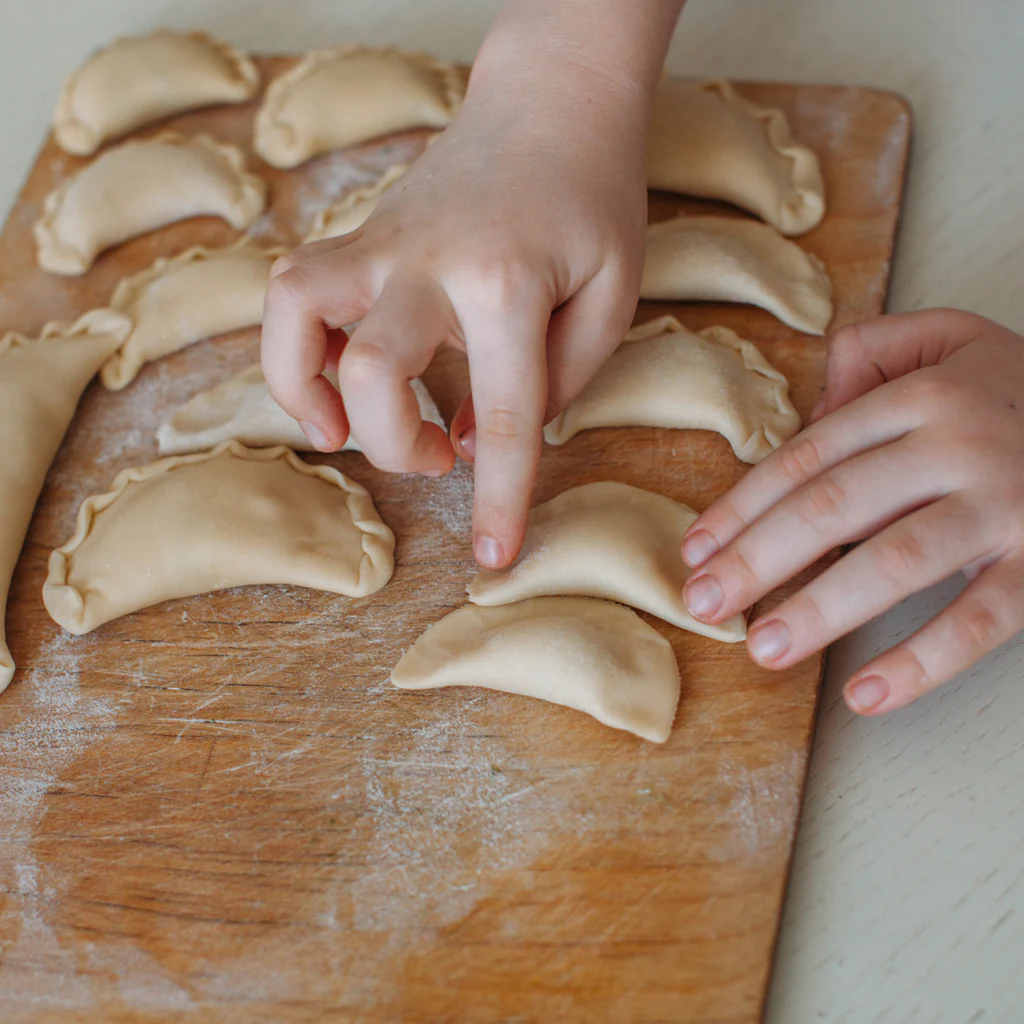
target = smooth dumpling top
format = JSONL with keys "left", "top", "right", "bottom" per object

{"left": 53, "top": 30, "right": 260, "bottom": 155}
{"left": 255, "top": 46, "right": 464, "bottom": 168}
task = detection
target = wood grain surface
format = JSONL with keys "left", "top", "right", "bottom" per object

{"left": 0, "top": 59, "right": 909, "bottom": 1023}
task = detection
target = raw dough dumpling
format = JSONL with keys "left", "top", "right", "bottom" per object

{"left": 0, "top": 310, "right": 132, "bottom": 692}
{"left": 647, "top": 80, "right": 825, "bottom": 236}
{"left": 35, "top": 132, "right": 266, "bottom": 275}
{"left": 468, "top": 481, "right": 746, "bottom": 644}
{"left": 156, "top": 363, "right": 445, "bottom": 455}
{"left": 43, "top": 441, "right": 395, "bottom": 636}
{"left": 255, "top": 47, "right": 464, "bottom": 169}
{"left": 642, "top": 216, "right": 833, "bottom": 334}
{"left": 53, "top": 30, "right": 260, "bottom": 156}
{"left": 392, "top": 597, "right": 681, "bottom": 743}
{"left": 304, "top": 163, "right": 408, "bottom": 242}
{"left": 100, "top": 239, "right": 285, "bottom": 391}
{"left": 544, "top": 316, "right": 800, "bottom": 464}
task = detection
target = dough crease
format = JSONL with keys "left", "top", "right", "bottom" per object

{"left": 468, "top": 481, "right": 746, "bottom": 643}
{"left": 304, "top": 163, "right": 409, "bottom": 242}
{"left": 392, "top": 597, "right": 681, "bottom": 743}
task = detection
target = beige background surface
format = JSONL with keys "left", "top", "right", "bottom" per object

{"left": 0, "top": 1, "right": 1021, "bottom": 1020}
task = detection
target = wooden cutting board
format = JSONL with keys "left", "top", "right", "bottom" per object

{"left": 0, "top": 60, "right": 910, "bottom": 1023}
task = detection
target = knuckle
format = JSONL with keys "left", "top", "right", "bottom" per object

{"left": 778, "top": 434, "right": 826, "bottom": 484}
{"left": 953, "top": 600, "right": 1004, "bottom": 657}
{"left": 338, "top": 341, "right": 392, "bottom": 388}
{"left": 828, "top": 322, "right": 865, "bottom": 359}
{"left": 872, "top": 530, "right": 926, "bottom": 584}
{"left": 269, "top": 252, "right": 298, "bottom": 279}
{"left": 478, "top": 406, "right": 529, "bottom": 443}
{"left": 906, "top": 372, "right": 965, "bottom": 413}
{"left": 264, "top": 267, "right": 310, "bottom": 313}
{"left": 465, "top": 258, "right": 537, "bottom": 311}
{"left": 798, "top": 475, "right": 847, "bottom": 524}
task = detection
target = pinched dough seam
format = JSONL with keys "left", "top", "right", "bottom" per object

{"left": 699, "top": 80, "right": 825, "bottom": 231}
{"left": 0, "top": 308, "right": 132, "bottom": 359}
{"left": 34, "top": 132, "right": 267, "bottom": 272}
{"left": 307, "top": 162, "right": 410, "bottom": 241}
{"left": 53, "top": 30, "right": 260, "bottom": 154}
{"left": 101, "top": 237, "right": 287, "bottom": 388}
{"left": 629, "top": 315, "right": 798, "bottom": 452}
{"left": 257, "top": 45, "right": 464, "bottom": 154}
{"left": 46, "top": 440, "right": 395, "bottom": 616}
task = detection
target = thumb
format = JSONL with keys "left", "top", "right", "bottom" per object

{"left": 812, "top": 308, "right": 988, "bottom": 422}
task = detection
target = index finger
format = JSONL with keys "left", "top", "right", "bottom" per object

{"left": 460, "top": 294, "right": 551, "bottom": 569}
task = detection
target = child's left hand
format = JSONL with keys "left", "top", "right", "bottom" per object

{"left": 680, "top": 308, "right": 1024, "bottom": 715}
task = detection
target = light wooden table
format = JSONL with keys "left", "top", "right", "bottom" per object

{"left": 0, "top": 2, "right": 1021, "bottom": 1021}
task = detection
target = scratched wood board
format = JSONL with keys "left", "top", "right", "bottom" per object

{"left": 0, "top": 58, "right": 910, "bottom": 1024}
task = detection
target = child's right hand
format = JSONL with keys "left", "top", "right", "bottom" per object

{"left": 261, "top": 0, "right": 684, "bottom": 570}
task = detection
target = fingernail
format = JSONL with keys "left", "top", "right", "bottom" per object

{"left": 682, "top": 529, "right": 719, "bottom": 567}
{"left": 810, "top": 393, "right": 827, "bottom": 422}
{"left": 475, "top": 535, "right": 503, "bottom": 568}
{"left": 747, "top": 619, "right": 791, "bottom": 664}
{"left": 423, "top": 466, "right": 448, "bottom": 478}
{"left": 459, "top": 427, "right": 476, "bottom": 460}
{"left": 845, "top": 674, "right": 890, "bottom": 714}
{"left": 299, "top": 420, "right": 329, "bottom": 451}
{"left": 684, "top": 574, "right": 723, "bottom": 619}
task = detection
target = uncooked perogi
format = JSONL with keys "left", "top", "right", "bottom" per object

{"left": 544, "top": 316, "right": 800, "bottom": 464}
{"left": 468, "top": 481, "right": 746, "bottom": 643}
{"left": 647, "top": 80, "right": 825, "bottom": 236}
{"left": 43, "top": 442, "right": 395, "bottom": 636}
{"left": 156, "top": 363, "right": 445, "bottom": 455}
{"left": 642, "top": 216, "right": 833, "bottom": 334}
{"left": 392, "top": 597, "right": 681, "bottom": 743}
{"left": 100, "top": 239, "right": 285, "bottom": 391}
{"left": 0, "top": 310, "right": 132, "bottom": 692}
{"left": 304, "top": 163, "right": 408, "bottom": 242}
{"left": 34, "top": 132, "right": 266, "bottom": 275}
{"left": 53, "top": 30, "right": 260, "bottom": 156}
{"left": 255, "top": 46, "right": 464, "bottom": 169}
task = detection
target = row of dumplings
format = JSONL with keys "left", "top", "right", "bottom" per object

{"left": 2, "top": 31, "right": 830, "bottom": 741}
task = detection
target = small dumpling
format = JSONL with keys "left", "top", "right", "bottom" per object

{"left": 468, "top": 481, "right": 746, "bottom": 643}
{"left": 34, "top": 132, "right": 266, "bottom": 275}
{"left": 100, "top": 239, "right": 285, "bottom": 391}
{"left": 642, "top": 215, "right": 833, "bottom": 334}
{"left": 53, "top": 30, "right": 260, "bottom": 156}
{"left": 304, "top": 163, "right": 409, "bottom": 242}
{"left": 544, "top": 316, "right": 800, "bottom": 464}
{"left": 0, "top": 310, "right": 132, "bottom": 692}
{"left": 43, "top": 442, "right": 395, "bottom": 636}
{"left": 255, "top": 46, "right": 464, "bottom": 169}
{"left": 647, "top": 80, "right": 825, "bottom": 236}
{"left": 391, "top": 597, "right": 681, "bottom": 743}
{"left": 155, "top": 363, "right": 445, "bottom": 455}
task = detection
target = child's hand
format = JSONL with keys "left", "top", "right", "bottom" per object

{"left": 262, "top": 1, "right": 683, "bottom": 569}
{"left": 680, "top": 309, "right": 1024, "bottom": 715}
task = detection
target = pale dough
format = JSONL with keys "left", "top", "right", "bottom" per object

{"left": 254, "top": 46, "right": 464, "bottom": 169}
{"left": 544, "top": 315, "right": 800, "bottom": 464}
{"left": 468, "top": 481, "right": 746, "bottom": 644}
{"left": 304, "top": 163, "right": 409, "bottom": 242}
{"left": 100, "top": 239, "right": 285, "bottom": 391}
{"left": 0, "top": 310, "right": 132, "bottom": 692}
{"left": 53, "top": 30, "right": 260, "bottom": 156}
{"left": 34, "top": 132, "right": 266, "bottom": 275}
{"left": 391, "top": 597, "right": 681, "bottom": 743}
{"left": 156, "top": 363, "right": 445, "bottom": 456}
{"left": 43, "top": 442, "right": 395, "bottom": 636}
{"left": 642, "top": 215, "right": 833, "bottom": 334}
{"left": 647, "top": 80, "right": 825, "bottom": 236}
